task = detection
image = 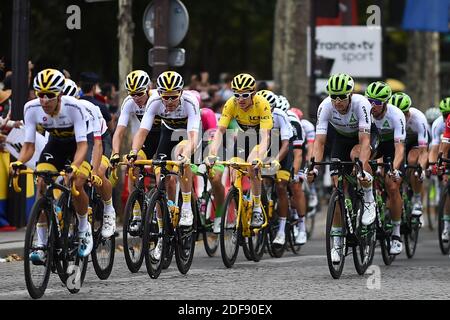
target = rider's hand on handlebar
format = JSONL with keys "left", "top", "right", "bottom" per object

{"left": 204, "top": 155, "right": 218, "bottom": 167}
{"left": 9, "top": 161, "right": 25, "bottom": 175}
{"left": 126, "top": 150, "right": 138, "bottom": 163}
{"left": 110, "top": 153, "right": 120, "bottom": 167}
{"left": 306, "top": 167, "right": 318, "bottom": 184}
{"left": 388, "top": 169, "right": 402, "bottom": 181}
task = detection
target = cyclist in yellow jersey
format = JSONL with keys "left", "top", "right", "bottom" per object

{"left": 207, "top": 73, "right": 273, "bottom": 228}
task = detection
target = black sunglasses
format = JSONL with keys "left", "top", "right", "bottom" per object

{"left": 330, "top": 94, "right": 350, "bottom": 101}
{"left": 37, "top": 92, "right": 57, "bottom": 99}
{"left": 130, "top": 91, "right": 146, "bottom": 98}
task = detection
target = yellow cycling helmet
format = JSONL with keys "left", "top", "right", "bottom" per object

{"left": 33, "top": 68, "right": 65, "bottom": 94}
{"left": 156, "top": 71, "right": 184, "bottom": 93}
{"left": 231, "top": 73, "right": 256, "bottom": 92}
{"left": 125, "top": 70, "right": 150, "bottom": 94}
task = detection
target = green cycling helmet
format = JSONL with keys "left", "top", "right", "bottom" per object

{"left": 326, "top": 73, "right": 354, "bottom": 95}
{"left": 389, "top": 92, "right": 412, "bottom": 112}
{"left": 439, "top": 97, "right": 450, "bottom": 114}
{"left": 365, "top": 81, "right": 392, "bottom": 102}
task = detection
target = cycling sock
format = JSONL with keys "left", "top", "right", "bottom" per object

{"left": 103, "top": 198, "right": 114, "bottom": 213}
{"left": 278, "top": 217, "right": 286, "bottom": 234}
{"left": 182, "top": 192, "right": 191, "bottom": 209}
{"left": 392, "top": 220, "right": 401, "bottom": 237}
{"left": 298, "top": 216, "right": 306, "bottom": 232}
{"left": 77, "top": 213, "right": 88, "bottom": 232}
{"left": 292, "top": 209, "right": 299, "bottom": 220}
{"left": 331, "top": 227, "right": 342, "bottom": 247}
{"left": 36, "top": 223, "right": 48, "bottom": 247}
{"left": 252, "top": 195, "right": 261, "bottom": 209}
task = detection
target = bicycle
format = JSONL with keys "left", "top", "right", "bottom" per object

{"left": 309, "top": 157, "right": 377, "bottom": 279}
{"left": 133, "top": 158, "right": 197, "bottom": 278}
{"left": 12, "top": 167, "right": 88, "bottom": 299}
{"left": 401, "top": 164, "right": 423, "bottom": 258}
{"left": 425, "top": 165, "right": 440, "bottom": 231}
{"left": 87, "top": 177, "right": 115, "bottom": 280}
{"left": 216, "top": 160, "right": 271, "bottom": 267}
{"left": 369, "top": 159, "right": 396, "bottom": 265}
{"left": 191, "top": 163, "right": 219, "bottom": 257}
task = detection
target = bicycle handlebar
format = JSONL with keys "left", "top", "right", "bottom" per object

{"left": 11, "top": 169, "right": 79, "bottom": 196}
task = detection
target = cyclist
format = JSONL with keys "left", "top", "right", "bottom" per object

{"left": 62, "top": 79, "right": 116, "bottom": 238}
{"left": 437, "top": 97, "right": 450, "bottom": 242}
{"left": 128, "top": 71, "right": 200, "bottom": 260}
{"left": 366, "top": 81, "right": 406, "bottom": 254}
{"left": 110, "top": 70, "right": 158, "bottom": 232}
{"left": 10, "top": 69, "right": 93, "bottom": 260}
{"left": 307, "top": 73, "right": 376, "bottom": 264}
{"left": 389, "top": 92, "right": 429, "bottom": 217}
{"left": 256, "top": 90, "right": 295, "bottom": 246}
{"left": 206, "top": 73, "right": 273, "bottom": 228}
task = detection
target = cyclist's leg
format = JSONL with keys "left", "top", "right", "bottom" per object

{"left": 209, "top": 166, "right": 225, "bottom": 233}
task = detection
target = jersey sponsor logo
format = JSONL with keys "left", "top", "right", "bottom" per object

{"left": 43, "top": 116, "right": 47, "bottom": 122}
{"left": 43, "top": 153, "right": 54, "bottom": 161}
{"left": 362, "top": 106, "right": 369, "bottom": 123}
{"left": 249, "top": 115, "right": 270, "bottom": 121}
{"left": 382, "top": 120, "right": 390, "bottom": 128}
{"left": 349, "top": 113, "right": 357, "bottom": 124}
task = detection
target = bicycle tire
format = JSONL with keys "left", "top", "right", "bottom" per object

{"left": 248, "top": 187, "right": 269, "bottom": 262}
{"left": 91, "top": 198, "right": 115, "bottom": 280}
{"left": 220, "top": 187, "right": 240, "bottom": 268}
{"left": 162, "top": 243, "right": 174, "bottom": 270}
{"left": 123, "top": 189, "right": 146, "bottom": 273}
{"left": 352, "top": 196, "right": 376, "bottom": 275}
{"left": 288, "top": 223, "right": 302, "bottom": 254}
{"left": 174, "top": 193, "right": 197, "bottom": 274}
{"left": 378, "top": 208, "right": 396, "bottom": 266}
{"left": 438, "top": 185, "right": 450, "bottom": 254}
{"left": 404, "top": 215, "right": 420, "bottom": 258}
{"left": 24, "top": 197, "right": 53, "bottom": 299}
{"left": 326, "top": 190, "right": 346, "bottom": 279}
{"left": 143, "top": 190, "right": 167, "bottom": 279}
{"left": 202, "top": 191, "right": 219, "bottom": 257}
{"left": 426, "top": 182, "right": 434, "bottom": 231}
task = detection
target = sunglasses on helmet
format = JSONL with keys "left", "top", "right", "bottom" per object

{"left": 36, "top": 92, "right": 58, "bottom": 100}
{"left": 233, "top": 92, "right": 253, "bottom": 99}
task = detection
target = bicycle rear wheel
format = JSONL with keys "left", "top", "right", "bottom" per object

{"left": 438, "top": 185, "right": 450, "bottom": 254}
{"left": 91, "top": 199, "right": 115, "bottom": 280}
{"left": 352, "top": 197, "right": 376, "bottom": 275}
{"left": 220, "top": 187, "right": 240, "bottom": 268}
{"left": 24, "top": 198, "right": 54, "bottom": 299}
{"left": 202, "top": 191, "right": 219, "bottom": 257}
{"left": 404, "top": 215, "right": 420, "bottom": 258}
{"left": 123, "top": 189, "right": 146, "bottom": 273}
{"left": 326, "top": 190, "right": 346, "bottom": 279}
{"left": 378, "top": 209, "right": 396, "bottom": 265}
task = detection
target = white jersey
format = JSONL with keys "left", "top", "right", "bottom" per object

{"left": 316, "top": 94, "right": 372, "bottom": 137}
{"left": 371, "top": 104, "right": 406, "bottom": 143}
{"left": 272, "top": 108, "right": 293, "bottom": 141}
{"left": 430, "top": 115, "right": 445, "bottom": 146}
{"left": 141, "top": 91, "right": 201, "bottom": 132}
{"left": 24, "top": 96, "right": 88, "bottom": 143}
{"left": 78, "top": 99, "right": 106, "bottom": 138}
{"left": 301, "top": 119, "right": 315, "bottom": 143}
{"left": 286, "top": 110, "right": 305, "bottom": 147}
{"left": 405, "top": 107, "right": 429, "bottom": 147}
{"left": 117, "top": 93, "right": 162, "bottom": 131}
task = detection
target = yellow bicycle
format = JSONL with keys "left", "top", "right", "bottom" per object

{"left": 215, "top": 160, "right": 272, "bottom": 267}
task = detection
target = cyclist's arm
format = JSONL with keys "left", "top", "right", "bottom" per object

{"left": 429, "top": 145, "right": 439, "bottom": 163}
{"left": 131, "top": 128, "right": 150, "bottom": 154}
{"left": 112, "top": 125, "right": 126, "bottom": 156}
{"left": 17, "top": 142, "right": 35, "bottom": 164}
{"left": 182, "top": 130, "right": 199, "bottom": 159}
{"left": 393, "top": 142, "right": 405, "bottom": 171}
{"left": 72, "top": 141, "right": 88, "bottom": 168}
{"left": 132, "top": 103, "right": 156, "bottom": 153}
{"left": 306, "top": 141, "right": 314, "bottom": 162}
{"left": 91, "top": 138, "right": 103, "bottom": 174}
{"left": 275, "top": 139, "right": 289, "bottom": 162}
{"left": 358, "top": 132, "right": 371, "bottom": 169}
{"left": 311, "top": 134, "right": 326, "bottom": 165}
{"left": 257, "top": 128, "right": 270, "bottom": 160}
{"left": 209, "top": 125, "right": 226, "bottom": 157}
{"left": 293, "top": 148, "right": 302, "bottom": 174}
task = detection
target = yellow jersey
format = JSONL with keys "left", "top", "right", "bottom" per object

{"left": 218, "top": 95, "right": 273, "bottom": 131}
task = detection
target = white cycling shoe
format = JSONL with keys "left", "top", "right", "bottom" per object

{"left": 362, "top": 202, "right": 376, "bottom": 226}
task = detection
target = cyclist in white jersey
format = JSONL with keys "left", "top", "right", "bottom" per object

{"left": 10, "top": 69, "right": 93, "bottom": 260}
{"left": 307, "top": 73, "right": 376, "bottom": 264}
{"left": 127, "top": 71, "right": 200, "bottom": 260}
{"left": 256, "top": 90, "right": 295, "bottom": 246}
{"left": 366, "top": 81, "right": 406, "bottom": 254}
{"left": 389, "top": 92, "right": 429, "bottom": 216}
{"left": 62, "top": 79, "right": 116, "bottom": 238}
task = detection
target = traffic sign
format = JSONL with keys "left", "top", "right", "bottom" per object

{"left": 143, "top": 0, "right": 189, "bottom": 47}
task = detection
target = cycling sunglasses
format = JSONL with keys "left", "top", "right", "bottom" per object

{"left": 368, "top": 98, "right": 384, "bottom": 107}
{"left": 161, "top": 93, "right": 181, "bottom": 101}
{"left": 330, "top": 93, "right": 350, "bottom": 101}
{"left": 129, "top": 91, "right": 146, "bottom": 98}
{"left": 36, "top": 92, "right": 58, "bottom": 99}
{"left": 233, "top": 92, "right": 253, "bottom": 99}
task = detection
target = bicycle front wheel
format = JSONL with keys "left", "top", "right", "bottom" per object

{"left": 220, "top": 187, "right": 240, "bottom": 268}
{"left": 325, "top": 190, "right": 346, "bottom": 279}
{"left": 24, "top": 198, "right": 54, "bottom": 299}
{"left": 202, "top": 190, "right": 219, "bottom": 257}
{"left": 175, "top": 195, "right": 197, "bottom": 274}
{"left": 438, "top": 186, "right": 450, "bottom": 254}
{"left": 404, "top": 215, "right": 420, "bottom": 258}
